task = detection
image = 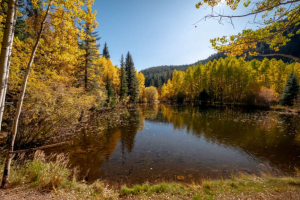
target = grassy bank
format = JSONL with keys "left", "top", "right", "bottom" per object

{"left": 1, "top": 151, "right": 300, "bottom": 199}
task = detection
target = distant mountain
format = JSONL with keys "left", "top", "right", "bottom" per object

{"left": 141, "top": 24, "right": 300, "bottom": 88}
{"left": 141, "top": 53, "right": 226, "bottom": 87}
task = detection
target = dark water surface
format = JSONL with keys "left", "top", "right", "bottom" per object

{"left": 50, "top": 104, "right": 300, "bottom": 186}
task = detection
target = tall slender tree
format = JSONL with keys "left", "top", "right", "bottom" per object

{"left": 1, "top": 1, "right": 51, "bottom": 188}
{"left": 80, "top": 23, "right": 101, "bottom": 91}
{"left": 0, "top": 0, "right": 18, "bottom": 132}
{"left": 125, "top": 52, "right": 139, "bottom": 102}
{"left": 119, "top": 54, "right": 128, "bottom": 99}
{"left": 102, "top": 42, "right": 110, "bottom": 59}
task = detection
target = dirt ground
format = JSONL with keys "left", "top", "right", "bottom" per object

{"left": 1, "top": 187, "right": 300, "bottom": 200}
{"left": 0, "top": 187, "right": 77, "bottom": 200}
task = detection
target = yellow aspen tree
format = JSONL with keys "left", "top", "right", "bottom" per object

{"left": 136, "top": 71, "right": 145, "bottom": 101}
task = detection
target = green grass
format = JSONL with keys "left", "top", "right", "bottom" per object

{"left": 120, "top": 174, "right": 300, "bottom": 199}
{"left": 1, "top": 152, "right": 300, "bottom": 199}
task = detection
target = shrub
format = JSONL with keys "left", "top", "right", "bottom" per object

{"left": 256, "top": 87, "right": 279, "bottom": 107}
{"left": 143, "top": 86, "right": 158, "bottom": 103}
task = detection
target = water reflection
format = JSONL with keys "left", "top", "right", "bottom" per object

{"left": 51, "top": 104, "right": 300, "bottom": 186}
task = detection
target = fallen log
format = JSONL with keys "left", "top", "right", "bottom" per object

{"left": 9, "top": 141, "right": 71, "bottom": 154}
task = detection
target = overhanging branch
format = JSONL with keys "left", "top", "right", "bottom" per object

{"left": 257, "top": 53, "right": 300, "bottom": 62}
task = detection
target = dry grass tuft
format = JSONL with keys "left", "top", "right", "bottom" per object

{"left": 0, "top": 151, "right": 118, "bottom": 199}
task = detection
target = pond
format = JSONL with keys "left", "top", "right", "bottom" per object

{"left": 49, "top": 104, "right": 300, "bottom": 186}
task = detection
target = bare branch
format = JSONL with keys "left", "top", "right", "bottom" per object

{"left": 257, "top": 53, "right": 300, "bottom": 62}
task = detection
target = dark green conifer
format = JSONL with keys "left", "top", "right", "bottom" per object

{"left": 119, "top": 54, "right": 128, "bottom": 99}
{"left": 79, "top": 23, "right": 101, "bottom": 91}
{"left": 106, "top": 81, "right": 115, "bottom": 108}
{"left": 154, "top": 75, "right": 162, "bottom": 88}
{"left": 125, "top": 52, "right": 139, "bottom": 102}
{"left": 103, "top": 42, "right": 110, "bottom": 59}
{"left": 280, "top": 71, "right": 300, "bottom": 106}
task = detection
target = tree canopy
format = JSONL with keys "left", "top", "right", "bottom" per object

{"left": 196, "top": 0, "right": 300, "bottom": 61}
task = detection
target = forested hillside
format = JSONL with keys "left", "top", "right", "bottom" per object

{"left": 142, "top": 53, "right": 226, "bottom": 87}
{"left": 142, "top": 24, "right": 300, "bottom": 87}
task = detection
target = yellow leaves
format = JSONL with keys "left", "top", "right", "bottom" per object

{"left": 249, "top": 51, "right": 259, "bottom": 56}
{"left": 243, "top": 0, "right": 251, "bottom": 7}
{"left": 143, "top": 86, "right": 158, "bottom": 102}
{"left": 136, "top": 71, "right": 145, "bottom": 99}
{"left": 195, "top": 2, "right": 203, "bottom": 9}
{"left": 99, "top": 57, "right": 120, "bottom": 92}
{"left": 196, "top": 0, "right": 300, "bottom": 58}
{"left": 31, "top": 0, "right": 40, "bottom": 8}
{"left": 163, "top": 56, "right": 300, "bottom": 103}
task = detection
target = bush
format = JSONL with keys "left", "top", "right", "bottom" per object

{"left": 143, "top": 86, "right": 158, "bottom": 103}
{"left": 256, "top": 87, "right": 279, "bottom": 107}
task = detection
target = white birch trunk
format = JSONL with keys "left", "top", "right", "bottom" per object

{"left": 1, "top": 3, "right": 51, "bottom": 188}
{"left": 0, "top": 0, "right": 17, "bottom": 132}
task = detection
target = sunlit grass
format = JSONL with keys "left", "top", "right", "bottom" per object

{"left": 0, "top": 151, "right": 118, "bottom": 199}
{"left": 120, "top": 174, "right": 300, "bottom": 199}
{"left": 1, "top": 152, "right": 300, "bottom": 199}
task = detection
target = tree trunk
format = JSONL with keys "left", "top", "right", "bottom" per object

{"left": 85, "top": 55, "right": 88, "bottom": 90}
{"left": 1, "top": 3, "right": 51, "bottom": 188}
{"left": 0, "top": 0, "right": 17, "bottom": 132}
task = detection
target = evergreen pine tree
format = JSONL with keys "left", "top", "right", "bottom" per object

{"left": 119, "top": 54, "right": 128, "bottom": 99}
{"left": 103, "top": 42, "right": 110, "bottom": 59}
{"left": 280, "top": 71, "right": 300, "bottom": 106}
{"left": 106, "top": 80, "right": 115, "bottom": 107}
{"left": 150, "top": 78, "right": 154, "bottom": 87}
{"left": 125, "top": 52, "right": 139, "bottom": 102}
{"left": 79, "top": 23, "right": 101, "bottom": 91}
{"left": 154, "top": 75, "right": 162, "bottom": 88}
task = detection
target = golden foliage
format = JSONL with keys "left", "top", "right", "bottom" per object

{"left": 161, "top": 57, "right": 300, "bottom": 103}
{"left": 196, "top": 0, "right": 300, "bottom": 59}
{"left": 143, "top": 86, "right": 158, "bottom": 102}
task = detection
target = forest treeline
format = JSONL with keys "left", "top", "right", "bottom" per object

{"left": 142, "top": 23, "right": 300, "bottom": 88}
{"left": 161, "top": 57, "right": 300, "bottom": 106}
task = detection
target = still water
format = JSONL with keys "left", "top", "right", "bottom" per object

{"left": 51, "top": 104, "right": 300, "bottom": 186}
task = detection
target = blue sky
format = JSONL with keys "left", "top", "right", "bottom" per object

{"left": 94, "top": 0, "right": 257, "bottom": 71}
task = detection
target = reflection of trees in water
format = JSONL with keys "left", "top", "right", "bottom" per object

{"left": 51, "top": 107, "right": 143, "bottom": 182}
{"left": 158, "top": 105, "right": 300, "bottom": 174}
{"left": 50, "top": 105, "right": 300, "bottom": 181}
{"left": 121, "top": 108, "right": 141, "bottom": 153}
{"left": 139, "top": 104, "right": 159, "bottom": 120}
